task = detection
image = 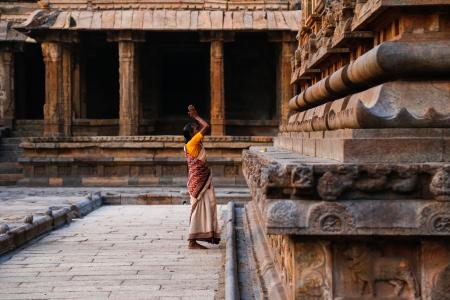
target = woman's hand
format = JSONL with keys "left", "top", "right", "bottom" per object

{"left": 187, "top": 104, "right": 210, "bottom": 134}
{"left": 188, "top": 105, "right": 199, "bottom": 118}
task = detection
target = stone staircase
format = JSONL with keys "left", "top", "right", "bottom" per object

{"left": 11, "top": 120, "right": 44, "bottom": 137}
{"left": 0, "top": 128, "right": 24, "bottom": 185}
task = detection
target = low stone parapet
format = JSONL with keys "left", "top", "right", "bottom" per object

{"left": 18, "top": 135, "right": 272, "bottom": 187}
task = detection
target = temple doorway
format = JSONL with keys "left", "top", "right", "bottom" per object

{"left": 84, "top": 33, "right": 120, "bottom": 119}
{"left": 141, "top": 32, "right": 210, "bottom": 135}
{"left": 14, "top": 43, "right": 45, "bottom": 120}
{"left": 225, "top": 33, "right": 277, "bottom": 136}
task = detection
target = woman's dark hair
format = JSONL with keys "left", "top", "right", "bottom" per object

{"left": 183, "top": 122, "right": 197, "bottom": 144}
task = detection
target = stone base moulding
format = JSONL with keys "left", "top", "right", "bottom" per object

{"left": 242, "top": 146, "right": 450, "bottom": 299}
{"left": 18, "top": 135, "right": 272, "bottom": 187}
{"left": 243, "top": 147, "right": 450, "bottom": 203}
{"left": 275, "top": 128, "right": 450, "bottom": 163}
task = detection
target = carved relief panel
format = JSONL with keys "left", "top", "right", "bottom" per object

{"left": 333, "top": 241, "right": 420, "bottom": 300}
{"left": 294, "top": 241, "right": 332, "bottom": 300}
{"left": 421, "top": 241, "right": 450, "bottom": 300}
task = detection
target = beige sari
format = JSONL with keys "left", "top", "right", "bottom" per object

{"left": 185, "top": 147, "right": 221, "bottom": 244}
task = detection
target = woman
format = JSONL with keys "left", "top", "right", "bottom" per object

{"left": 183, "top": 104, "right": 221, "bottom": 249}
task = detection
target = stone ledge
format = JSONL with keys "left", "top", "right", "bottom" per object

{"left": 103, "top": 189, "right": 251, "bottom": 205}
{"left": 17, "top": 176, "right": 247, "bottom": 187}
{"left": 274, "top": 134, "right": 450, "bottom": 163}
{"left": 22, "top": 135, "right": 273, "bottom": 144}
{"left": 0, "top": 193, "right": 102, "bottom": 256}
{"left": 263, "top": 199, "right": 450, "bottom": 236}
{"left": 243, "top": 147, "right": 450, "bottom": 202}
{"left": 19, "top": 156, "right": 243, "bottom": 163}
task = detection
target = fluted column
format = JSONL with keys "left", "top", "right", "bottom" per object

{"left": 210, "top": 39, "right": 225, "bottom": 136}
{"left": 0, "top": 50, "right": 14, "bottom": 128}
{"left": 118, "top": 41, "right": 139, "bottom": 136}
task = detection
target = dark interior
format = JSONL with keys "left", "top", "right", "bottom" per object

{"left": 84, "top": 33, "right": 119, "bottom": 119}
{"left": 14, "top": 43, "right": 45, "bottom": 119}
{"left": 224, "top": 33, "right": 277, "bottom": 135}
{"left": 141, "top": 32, "right": 210, "bottom": 134}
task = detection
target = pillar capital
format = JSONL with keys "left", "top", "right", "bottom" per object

{"left": 268, "top": 31, "right": 297, "bottom": 43}
{"left": 107, "top": 31, "right": 145, "bottom": 43}
{"left": 41, "top": 42, "right": 62, "bottom": 63}
{"left": 199, "top": 31, "right": 234, "bottom": 43}
{"left": 32, "top": 31, "right": 79, "bottom": 44}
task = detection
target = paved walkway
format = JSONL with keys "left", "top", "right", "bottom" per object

{"left": 0, "top": 186, "right": 247, "bottom": 228}
{"left": 0, "top": 206, "right": 225, "bottom": 300}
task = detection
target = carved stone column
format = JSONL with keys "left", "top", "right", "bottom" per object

{"left": 280, "top": 40, "right": 296, "bottom": 128}
{"left": 41, "top": 42, "right": 72, "bottom": 137}
{"left": 118, "top": 41, "right": 140, "bottom": 136}
{"left": 210, "top": 38, "right": 225, "bottom": 136}
{"left": 269, "top": 32, "right": 296, "bottom": 129}
{"left": 72, "top": 44, "right": 81, "bottom": 119}
{"left": 0, "top": 49, "right": 14, "bottom": 128}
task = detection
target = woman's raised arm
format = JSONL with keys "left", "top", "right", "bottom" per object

{"left": 188, "top": 105, "right": 210, "bottom": 135}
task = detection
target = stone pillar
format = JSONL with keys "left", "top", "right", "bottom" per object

{"left": 280, "top": 40, "right": 295, "bottom": 128}
{"left": 72, "top": 44, "right": 81, "bottom": 119}
{"left": 0, "top": 49, "right": 14, "bottom": 128}
{"left": 118, "top": 41, "right": 140, "bottom": 136}
{"left": 41, "top": 42, "right": 72, "bottom": 137}
{"left": 210, "top": 39, "right": 225, "bottom": 136}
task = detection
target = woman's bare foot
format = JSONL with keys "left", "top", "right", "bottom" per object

{"left": 188, "top": 241, "right": 208, "bottom": 249}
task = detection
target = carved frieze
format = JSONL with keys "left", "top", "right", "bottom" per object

{"left": 243, "top": 147, "right": 450, "bottom": 202}
{"left": 308, "top": 202, "right": 353, "bottom": 234}
{"left": 429, "top": 167, "right": 450, "bottom": 201}
{"left": 420, "top": 202, "right": 450, "bottom": 235}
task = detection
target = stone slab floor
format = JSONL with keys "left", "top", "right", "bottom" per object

{"left": 0, "top": 205, "right": 225, "bottom": 300}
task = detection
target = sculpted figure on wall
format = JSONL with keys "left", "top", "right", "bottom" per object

{"left": 343, "top": 244, "right": 419, "bottom": 299}
{"left": 295, "top": 242, "right": 331, "bottom": 300}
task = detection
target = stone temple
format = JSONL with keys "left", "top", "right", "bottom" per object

{"left": 0, "top": 0, "right": 449, "bottom": 299}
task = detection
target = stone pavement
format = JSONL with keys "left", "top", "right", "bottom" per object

{"left": 0, "top": 205, "right": 226, "bottom": 300}
{"left": 0, "top": 186, "right": 248, "bottom": 231}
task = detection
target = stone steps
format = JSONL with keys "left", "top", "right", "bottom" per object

{"left": 0, "top": 136, "right": 24, "bottom": 185}
{"left": 11, "top": 120, "right": 44, "bottom": 137}
{"left": 0, "top": 162, "right": 23, "bottom": 173}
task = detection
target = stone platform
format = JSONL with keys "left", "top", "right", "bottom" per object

{"left": 242, "top": 146, "right": 450, "bottom": 299}
{"left": 18, "top": 135, "right": 272, "bottom": 187}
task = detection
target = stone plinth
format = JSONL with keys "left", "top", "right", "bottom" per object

{"left": 18, "top": 135, "right": 272, "bottom": 187}
{"left": 243, "top": 147, "right": 450, "bottom": 300}
{"left": 243, "top": 2, "right": 450, "bottom": 299}
{"left": 275, "top": 128, "right": 450, "bottom": 163}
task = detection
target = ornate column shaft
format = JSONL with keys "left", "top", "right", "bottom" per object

{"left": 210, "top": 39, "right": 225, "bottom": 136}
{"left": 280, "top": 40, "right": 295, "bottom": 128}
{"left": 0, "top": 50, "right": 14, "bottom": 128}
{"left": 72, "top": 44, "right": 81, "bottom": 119}
{"left": 41, "top": 42, "right": 72, "bottom": 137}
{"left": 118, "top": 41, "right": 139, "bottom": 136}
